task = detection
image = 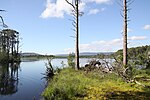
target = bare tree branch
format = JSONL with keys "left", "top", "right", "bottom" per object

{"left": 127, "top": 0, "right": 135, "bottom": 6}
{"left": 127, "top": 8, "right": 132, "bottom": 11}
{"left": 65, "top": 0, "right": 75, "bottom": 9}
{"left": 79, "top": 12, "right": 84, "bottom": 16}
{"left": 70, "top": 36, "right": 75, "bottom": 38}
{"left": 71, "top": 28, "right": 76, "bottom": 32}
{"left": 72, "top": 22, "right": 76, "bottom": 28}
{"left": 116, "top": 0, "right": 123, "bottom": 8}
{"left": 0, "top": 10, "right": 6, "bottom": 12}
{"left": 0, "top": 16, "right": 5, "bottom": 27}
{"left": 0, "top": 10, "right": 8, "bottom": 28}
{"left": 120, "top": 11, "right": 124, "bottom": 18}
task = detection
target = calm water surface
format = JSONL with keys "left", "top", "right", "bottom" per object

{"left": 0, "top": 60, "right": 47, "bottom": 100}
{"left": 0, "top": 58, "right": 93, "bottom": 100}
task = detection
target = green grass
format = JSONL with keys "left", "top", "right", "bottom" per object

{"left": 42, "top": 68, "right": 150, "bottom": 100}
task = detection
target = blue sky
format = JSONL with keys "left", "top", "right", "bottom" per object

{"left": 0, "top": 0, "right": 150, "bottom": 55}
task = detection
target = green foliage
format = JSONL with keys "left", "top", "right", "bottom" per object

{"left": 0, "top": 29, "right": 20, "bottom": 62}
{"left": 96, "top": 53, "right": 106, "bottom": 59}
{"left": 42, "top": 68, "right": 150, "bottom": 99}
{"left": 67, "top": 53, "right": 75, "bottom": 68}
{"left": 115, "top": 45, "right": 150, "bottom": 68}
{"left": 146, "top": 61, "right": 150, "bottom": 69}
{"left": 42, "top": 68, "right": 88, "bottom": 99}
{"left": 45, "top": 57, "right": 55, "bottom": 78}
{"left": 0, "top": 52, "right": 8, "bottom": 63}
{"left": 133, "top": 69, "right": 150, "bottom": 79}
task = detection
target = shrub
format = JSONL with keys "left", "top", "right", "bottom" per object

{"left": 67, "top": 53, "right": 75, "bottom": 68}
{"left": 0, "top": 52, "right": 8, "bottom": 63}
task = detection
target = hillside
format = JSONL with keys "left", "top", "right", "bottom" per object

{"left": 56, "top": 52, "right": 114, "bottom": 57}
{"left": 115, "top": 45, "right": 150, "bottom": 59}
{"left": 21, "top": 52, "right": 42, "bottom": 56}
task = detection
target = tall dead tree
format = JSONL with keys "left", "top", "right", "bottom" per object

{"left": 65, "top": 0, "right": 83, "bottom": 70}
{"left": 118, "top": 0, "right": 134, "bottom": 66}
{"left": 123, "top": 0, "right": 128, "bottom": 66}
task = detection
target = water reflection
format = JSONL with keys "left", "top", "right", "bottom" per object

{"left": 0, "top": 58, "right": 97, "bottom": 99}
{"left": 0, "top": 62, "right": 20, "bottom": 95}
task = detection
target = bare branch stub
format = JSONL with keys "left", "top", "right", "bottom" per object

{"left": 70, "top": 36, "right": 76, "bottom": 38}
{"left": 71, "top": 28, "right": 76, "bottom": 32}
{"left": 127, "top": 0, "right": 135, "bottom": 6}
{"left": 79, "top": 12, "right": 84, "bottom": 16}
{"left": 72, "top": 22, "right": 76, "bottom": 28}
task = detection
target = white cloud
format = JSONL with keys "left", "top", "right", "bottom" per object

{"left": 83, "top": 0, "right": 112, "bottom": 4}
{"left": 91, "top": 0, "right": 111, "bottom": 4}
{"left": 40, "top": 0, "right": 112, "bottom": 18}
{"left": 143, "top": 24, "right": 150, "bottom": 30}
{"left": 64, "top": 36, "right": 148, "bottom": 53}
{"left": 79, "top": 2, "right": 86, "bottom": 12}
{"left": 127, "top": 28, "right": 133, "bottom": 32}
{"left": 128, "top": 36, "right": 148, "bottom": 40}
{"left": 40, "top": 0, "right": 72, "bottom": 18}
{"left": 88, "top": 9, "right": 100, "bottom": 15}
{"left": 88, "top": 8, "right": 105, "bottom": 15}
{"left": 64, "top": 48, "right": 74, "bottom": 53}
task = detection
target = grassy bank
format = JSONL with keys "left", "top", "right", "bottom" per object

{"left": 42, "top": 68, "right": 150, "bottom": 100}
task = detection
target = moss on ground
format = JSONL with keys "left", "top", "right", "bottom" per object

{"left": 42, "top": 68, "right": 150, "bottom": 100}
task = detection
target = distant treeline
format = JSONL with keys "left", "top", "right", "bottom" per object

{"left": 21, "top": 45, "right": 150, "bottom": 60}
{"left": 115, "top": 45, "right": 150, "bottom": 59}
{"left": 114, "top": 45, "right": 150, "bottom": 69}
{"left": 21, "top": 54, "right": 54, "bottom": 58}
{"left": 21, "top": 54, "right": 96, "bottom": 59}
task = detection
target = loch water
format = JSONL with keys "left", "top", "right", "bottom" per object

{"left": 0, "top": 58, "right": 94, "bottom": 100}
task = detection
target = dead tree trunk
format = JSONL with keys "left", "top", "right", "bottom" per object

{"left": 123, "top": 0, "right": 128, "bottom": 66}
{"left": 65, "top": 0, "right": 83, "bottom": 70}
{"left": 75, "top": 0, "right": 79, "bottom": 70}
{"left": 118, "top": 0, "right": 134, "bottom": 66}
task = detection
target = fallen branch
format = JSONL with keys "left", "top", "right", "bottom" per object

{"left": 134, "top": 80, "right": 146, "bottom": 87}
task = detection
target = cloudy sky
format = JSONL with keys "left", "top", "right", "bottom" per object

{"left": 0, "top": 0, "right": 150, "bottom": 54}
